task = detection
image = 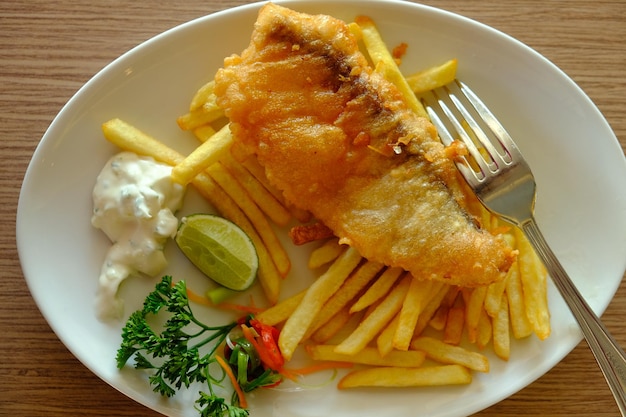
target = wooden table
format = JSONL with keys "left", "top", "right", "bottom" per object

{"left": 2, "top": 0, "right": 625, "bottom": 415}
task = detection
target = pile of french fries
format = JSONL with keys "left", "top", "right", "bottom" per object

{"left": 101, "top": 14, "right": 549, "bottom": 390}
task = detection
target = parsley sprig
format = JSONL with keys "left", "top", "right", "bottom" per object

{"left": 116, "top": 275, "right": 247, "bottom": 417}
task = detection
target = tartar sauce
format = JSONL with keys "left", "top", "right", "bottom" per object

{"left": 91, "top": 151, "right": 185, "bottom": 320}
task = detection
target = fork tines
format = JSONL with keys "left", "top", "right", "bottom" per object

{"left": 420, "top": 80, "right": 516, "bottom": 184}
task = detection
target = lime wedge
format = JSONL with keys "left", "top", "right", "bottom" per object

{"left": 175, "top": 214, "right": 258, "bottom": 291}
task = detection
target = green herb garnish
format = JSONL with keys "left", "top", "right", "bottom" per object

{"left": 116, "top": 275, "right": 247, "bottom": 417}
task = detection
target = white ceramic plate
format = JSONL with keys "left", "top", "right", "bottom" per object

{"left": 17, "top": 1, "right": 626, "bottom": 416}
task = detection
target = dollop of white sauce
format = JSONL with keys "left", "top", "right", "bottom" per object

{"left": 91, "top": 152, "right": 185, "bottom": 320}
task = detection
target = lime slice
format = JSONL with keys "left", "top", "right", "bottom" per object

{"left": 175, "top": 214, "right": 258, "bottom": 291}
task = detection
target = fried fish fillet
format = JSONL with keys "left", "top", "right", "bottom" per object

{"left": 214, "top": 3, "right": 515, "bottom": 286}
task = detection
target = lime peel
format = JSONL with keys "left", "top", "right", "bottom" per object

{"left": 175, "top": 214, "right": 259, "bottom": 291}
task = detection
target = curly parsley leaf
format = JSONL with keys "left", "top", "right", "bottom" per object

{"left": 196, "top": 392, "right": 249, "bottom": 417}
{"left": 116, "top": 276, "right": 241, "bottom": 417}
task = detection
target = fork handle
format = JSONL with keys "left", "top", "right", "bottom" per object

{"left": 522, "top": 217, "right": 626, "bottom": 416}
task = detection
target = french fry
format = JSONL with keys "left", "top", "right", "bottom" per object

{"left": 484, "top": 233, "right": 515, "bottom": 317}
{"left": 350, "top": 267, "right": 405, "bottom": 313}
{"left": 465, "top": 286, "right": 488, "bottom": 344}
{"left": 279, "top": 247, "right": 363, "bottom": 361}
{"left": 411, "top": 336, "right": 489, "bottom": 373}
{"left": 406, "top": 59, "right": 458, "bottom": 94}
{"left": 220, "top": 152, "right": 292, "bottom": 226}
{"left": 347, "top": 21, "right": 362, "bottom": 38}
{"left": 514, "top": 227, "right": 550, "bottom": 340}
{"left": 355, "top": 16, "right": 427, "bottom": 117}
{"left": 171, "top": 125, "right": 233, "bottom": 185}
{"left": 240, "top": 156, "right": 312, "bottom": 224}
{"left": 393, "top": 277, "right": 434, "bottom": 351}
{"left": 429, "top": 304, "right": 449, "bottom": 332}
{"left": 176, "top": 104, "right": 224, "bottom": 131}
{"left": 334, "top": 275, "right": 411, "bottom": 356}
{"left": 239, "top": 156, "right": 283, "bottom": 202}
{"left": 311, "top": 306, "right": 362, "bottom": 344}
{"left": 192, "top": 125, "right": 217, "bottom": 142}
{"left": 338, "top": 365, "right": 472, "bottom": 389}
{"left": 476, "top": 309, "right": 492, "bottom": 350}
{"left": 484, "top": 276, "right": 508, "bottom": 318}
{"left": 102, "top": 118, "right": 183, "bottom": 165}
{"left": 443, "top": 294, "right": 465, "bottom": 345}
{"left": 307, "top": 345, "right": 425, "bottom": 368}
{"left": 305, "top": 260, "right": 384, "bottom": 339}
{"left": 443, "top": 285, "right": 462, "bottom": 305}
{"left": 376, "top": 313, "right": 399, "bottom": 357}
{"left": 189, "top": 80, "right": 216, "bottom": 111}
{"left": 255, "top": 290, "right": 306, "bottom": 326}
{"left": 415, "top": 283, "right": 449, "bottom": 336}
{"left": 505, "top": 259, "right": 533, "bottom": 339}
{"left": 430, "top": 286, "right": 459, "bottom": 331}
{"left": 493, "top": 296, "right": 511, "bottom": 360}
{"left": 308, "top": 239, "right": 345, "bottom": 270}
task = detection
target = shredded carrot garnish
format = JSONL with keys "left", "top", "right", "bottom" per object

{"left": 216, "top": 294, "right": 265, "bottom": 314}
{"left": 248, "top": 294, "right": 258, "bottom": 309}
{"left": 185, "top": 287, "right": 213, "bottom": 307}
{"left": 184, "top": 285, "right": 265, "bottom": 314}
{"left": 241, "top": 324, "right": 278, "bottom": 369}
{"left": 215, "top": 355, "right": 248, "bottom": 409}
{"left": 215, "top": 302, "right": 265, "bottom": 314}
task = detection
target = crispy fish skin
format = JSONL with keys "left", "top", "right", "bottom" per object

{"left": 215, "top": 3, "right": 515, "bottom": 286}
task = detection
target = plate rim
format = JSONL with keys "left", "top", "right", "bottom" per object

{"left": 16, "top": 1, "right": 626, "bottom": 416}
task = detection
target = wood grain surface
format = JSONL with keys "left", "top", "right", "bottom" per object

{"left": 1, "top": 1, "right": 625, "bottom": 416}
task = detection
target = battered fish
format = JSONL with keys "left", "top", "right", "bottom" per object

{"left": 215, "top": 3, "right": 515, "bottom": 286}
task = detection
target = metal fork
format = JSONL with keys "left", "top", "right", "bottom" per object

{"left": 422, "top": 80, "right": 626, "bottom": 415}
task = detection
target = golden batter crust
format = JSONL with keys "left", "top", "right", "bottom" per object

{"left": 215, "top": 3, "right": 515, "bottom": 286}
